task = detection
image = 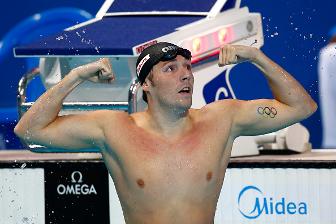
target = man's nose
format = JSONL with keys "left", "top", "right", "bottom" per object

{"left": 180, "top": 70, "right": 193, "bottom": 82}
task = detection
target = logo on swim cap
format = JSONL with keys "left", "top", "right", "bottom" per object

{"left": 136, "top": 54, "right": 151, "bottom": 76}
{"left": 162, "top": 45, "right": 178, "bottom": 53}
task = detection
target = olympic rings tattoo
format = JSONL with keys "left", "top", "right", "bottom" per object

{"left": 257, "top": 106, "right": 277, "bottom": 118}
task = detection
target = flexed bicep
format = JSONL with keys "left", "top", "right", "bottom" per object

{"left": 232, "top": 99, "right": 303, "bottom": 136}
{"left": 20, "top": 110, "right": 112, "bottom": 150}
{"left": 215, "top": 44, "right": 316, "bottom": 137}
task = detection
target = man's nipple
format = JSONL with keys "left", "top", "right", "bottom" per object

{"left": 137, "top": 179, "right": 145, "bottom": 188}
{"left": 206, "top": 171, "right": 213, "bottom": 181}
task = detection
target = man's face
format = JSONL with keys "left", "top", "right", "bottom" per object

{"left": 146, "top": 55, "right": 194, "bottom": 110}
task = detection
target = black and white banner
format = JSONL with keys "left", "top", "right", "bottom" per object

{"left": 1, "top": 164, "right": 336, "bottom": 224}
{"left": 44, "top": 163, "right": 110, "bottom": 224}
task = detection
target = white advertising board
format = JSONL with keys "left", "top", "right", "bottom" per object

{"left": 0, "top": 168, "right": 45, "bottom": 224}
{"left": 1, "top": 165, "right": 335, "bottom": 224}
{"left": 215, "top": 168, "right": 336, "bottom": 224}
{"left": 108, "top": 168, "right": 336, "bottom": 223}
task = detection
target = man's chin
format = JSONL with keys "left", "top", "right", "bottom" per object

{"left": 159, "top": 97, "right": 192, "bottom": 111}
{"left": 174, "top": 99, "right": 192, "bottom": 111}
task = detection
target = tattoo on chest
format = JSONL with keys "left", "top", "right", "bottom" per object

{"left": 257, "top": 106, "right": 277, "bottom": 118}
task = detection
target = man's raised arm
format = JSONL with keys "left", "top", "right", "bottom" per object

{"left": 208, "top": 45, "right": 317, "bottom": 137}
{"left": 14, "top": 58, "right": 115, "bottom": 149}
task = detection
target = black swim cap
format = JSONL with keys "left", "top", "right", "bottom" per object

{"left": 136, "top": 42, "right": 192, "bottom": 85}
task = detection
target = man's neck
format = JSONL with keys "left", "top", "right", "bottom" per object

{"left": 146, "top": 104, "right": 192, "bottom": 138}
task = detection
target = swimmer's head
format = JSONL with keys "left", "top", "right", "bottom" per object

{"left": 136, "top": 42, "right": 192, "bottom": 103}
{"left": 136, "top": 42, "right": 192, "bottom": 85}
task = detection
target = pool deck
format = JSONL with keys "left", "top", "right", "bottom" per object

{"left": 0, "top": 149, "right": 335, "bottom": 162}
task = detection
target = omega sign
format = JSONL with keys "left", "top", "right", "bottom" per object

{"left": 57, "top": 171, "right": 97, "bottom": 195}
{"left": 238, "top": 185, "right": 308, "bottom": 219}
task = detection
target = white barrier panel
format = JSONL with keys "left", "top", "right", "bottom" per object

{"left": 215, "top": 168, "right": 336, "bottom": 224}
{"left": 108, "top": 168, "right": 336, "bottom": 224}
{"left": 0, "top": 168, "right": 44, "bottom": 224}
{"left": 109, "top": 176, "right": 125, "bottom": 224}
{"left": 1, "top": 162, "right": 335, "bottom": 223}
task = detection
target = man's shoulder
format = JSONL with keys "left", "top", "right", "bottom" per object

{"left": 91, "top": 109, "right": 128, "bottom": 116}
{"left": 89, "top": 110, "right": 130, "bottom": 124}
{"left": 188, "top": 100, "right": 238, "bottom": 123}
{"left": 200, "top": 99, "right": 240, "bottom": 114}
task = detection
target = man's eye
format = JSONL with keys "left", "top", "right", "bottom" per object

{"left": 164, "top": 65, "right": 176, "bottom": 72}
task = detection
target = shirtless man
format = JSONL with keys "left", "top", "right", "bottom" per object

{"left": 14, "top": 42, "right": 317, "bottom": 224}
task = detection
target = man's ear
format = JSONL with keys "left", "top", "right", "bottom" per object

{"left": 142, "top": 80, "right": 150, "bottom": 91}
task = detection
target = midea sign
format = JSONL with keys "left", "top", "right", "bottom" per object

{"left": 238, "top": 185, "right": 308, "bottom": 219}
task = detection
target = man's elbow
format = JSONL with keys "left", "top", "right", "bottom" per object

{"left": 14, "top": 123, "right": 34, "bottom": 141}
{"left": 307, "top": 99, "right": 318, "bottom": 114}
{"left": 311, "top": 101, "right": 318, "bottom": 114}
{"left": 301, "top": 100, "right": 318, "bottom": 118}
{"left": 14, "top": 123, "right": 24, "bottom": 138}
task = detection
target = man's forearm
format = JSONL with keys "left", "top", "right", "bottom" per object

{"left": 14, "top": 69, "right": 84, "bottom": 136}
{"left": 252, "top": 50, "right": 317, "bottom": 112}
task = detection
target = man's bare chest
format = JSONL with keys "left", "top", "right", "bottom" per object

{"left": 105, "top": 123, "right": 231, "bottom": 186}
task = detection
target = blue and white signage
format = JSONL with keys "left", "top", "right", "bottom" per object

{"left": 237, "top": 185, "right": 307, "bottom": 219}
{"left": 192, "top": 64, "right": 237, "bottom": 108}
{"left": 214, "top": 168, "right": 336, "bottom": 224}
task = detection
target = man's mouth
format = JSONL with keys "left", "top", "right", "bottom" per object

{"left": 178, "top": 87, "right": 191, "bottom": 94}
{"left": 178, "top": 86, "right": 192, "bottom": 96}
